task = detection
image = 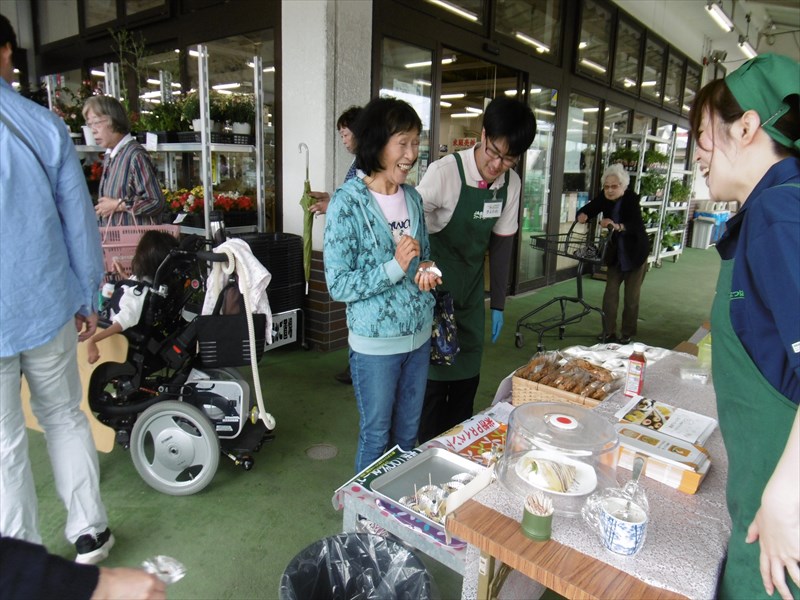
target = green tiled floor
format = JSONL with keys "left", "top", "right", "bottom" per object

{"left": 25, "top": 248, "right": 719, "bottom": 599}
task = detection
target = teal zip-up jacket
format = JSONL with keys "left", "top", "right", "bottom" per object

{"left": 323, "top": 176, "right": 434, "bottom": 355}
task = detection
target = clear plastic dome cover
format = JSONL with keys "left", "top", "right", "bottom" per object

{"left": 496, "top": 402, "right": 619, "bottom": 516}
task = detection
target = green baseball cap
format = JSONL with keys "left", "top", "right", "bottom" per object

{"left": 725, "top": 53, "right": 800, "bottom": 151}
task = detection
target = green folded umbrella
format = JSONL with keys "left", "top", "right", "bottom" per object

{"left": 298, "top": 143, "right": 314, "bottom": 285}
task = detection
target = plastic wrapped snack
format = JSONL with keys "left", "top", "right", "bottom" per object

{"left": 141, "top": 555, "right": 186, "bottom": 584}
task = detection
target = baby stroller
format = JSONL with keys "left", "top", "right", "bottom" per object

{"left": 88, "top": 235, "right": 275, "bottom": 495}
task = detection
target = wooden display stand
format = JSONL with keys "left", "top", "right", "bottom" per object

{"left": 21, "top": 336, "right": 125, "bottom": 453}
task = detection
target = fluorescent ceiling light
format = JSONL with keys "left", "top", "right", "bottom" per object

{"left": 188, "top": 49, "right": 200, "bottom": 58}
{"left": 414, "top": 79, "right": 431, "bottom": 87}
{"left": 405, "top": 56, "right": 455, "bottom": 69}
{"left": 140, "top": 91, "right": 161, "bottom": 99}
{"left": 572, "top": 118, "right": 589, "bottom": 125}
{"left": 514, "top": 32, "right": 550, "bottom": 54}
{"left": 246, "top": 62, "right": 276, "bottom": 73}
{"left": 440, "top": 101, "right": 452, "bottom": 108}
{"left": 531, "top": 88, "right": 542, "bottom": 94}
{"left": 580, "top": 58, "right": 607, "bottom": 74}
{"left": 504, "top": 89, "right": 517, "bottom": 96}
{"left": 90, "top": 69, "right": 105, "bottom": 77}
{"left": 216, "top": 89, "right": 233, "bottom": 95}
{"left": 441, "top": 93, "right": 465, "bottom": 99}
{"left": 582, "top": 107, "right": 600, "bottom": 113}
{"left": 426, "top": 0, "right": 478, "bottom": 22}
{"left": 578, "top": 41, "right": 588, "bottom": 49}
{"left": 623, "top": 77, "right": 636, "bottom": 88}
{"left": 451, "top": 113, "right": 478, "bottom": 118}
{"left": 682, "top": 104, "right": 691, "bottom": 112}
{"left": 147, "top": 78, "right": 160, "bottom": 85}
{"left": 705, "top": 2, "right": 734, "bottom": 32}
{"left": 465, "top": 106, "right": 483, "bottom": 114}
{"left": 738, "top": 39, "right": 758, "bottom": 59}
{"left": 11, "top": 81, "right": 20, "bottom": 88}
{"left": 534, "top": 108, "right": 556, "bottom": 116}
{"left": 12, "top": 67, "right": 19, "bottom": 74}
{"left": 212, "top": 83, "right": 241, "bottom": 90}
{"left": 641, "top": 80, "right": 657, "bottom": 87}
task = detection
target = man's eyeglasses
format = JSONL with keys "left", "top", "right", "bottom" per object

{"left": 484, "top": 138, "right": 519, "bottom": 168}
{"left": 86, "top": 118, "right": 109, "bottom": 128}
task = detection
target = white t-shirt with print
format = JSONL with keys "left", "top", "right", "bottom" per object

{"left": 371, "top": 188, "right": 411, "bottom": 244}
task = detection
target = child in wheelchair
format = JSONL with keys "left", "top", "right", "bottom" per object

{"left": 87, "top": 230, "right": 179, "bottom": 365}
{"left": 86, "top": 233, "right": 274, "bottom": 495}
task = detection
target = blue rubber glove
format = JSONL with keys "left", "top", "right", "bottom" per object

{"left": 491, "top": 309, "right": 504, "bottom": 344}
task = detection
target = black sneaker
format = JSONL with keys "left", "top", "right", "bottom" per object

{"left": 596, "top": 333, "right": 617, "bottom": 343}
{"left": 618, "top": 337, "right": 632, "bottom": 345}
{"left": 75, "top": 528, "right": 114, "bottom": 565}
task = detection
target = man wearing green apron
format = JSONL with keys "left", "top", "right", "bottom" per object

{"left": 416, "top": 98, "right": 536, "bottom": 442}
{"left": 690, "top": 54, "right": 799, "bottom": 599}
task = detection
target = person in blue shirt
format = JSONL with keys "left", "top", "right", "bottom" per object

{"left": 0, "top": 15, "right": 113, "bottom": 565}
{"left": 323, "top": 97, "right": 440, "bottom": 472}
{"left": 690, "top": 53, "right": 799, "bottom": 600}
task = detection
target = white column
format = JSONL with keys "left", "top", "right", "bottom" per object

{"left": 280, "top": 0, "right": 371, "bottom": 247}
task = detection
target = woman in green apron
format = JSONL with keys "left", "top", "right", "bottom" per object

{"left": 689, "top": 54, "right": 800, "bottom": 600}
{"left": 415, "top": 97, "right": 537, "bottom": 442}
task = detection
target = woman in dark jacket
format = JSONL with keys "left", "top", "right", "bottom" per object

{"left": 577, "top": 162, "right": 649, "bottom": 343}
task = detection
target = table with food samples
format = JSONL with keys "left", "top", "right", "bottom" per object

{"left": 332, "top": 344, "right": 731, "bottom": 600}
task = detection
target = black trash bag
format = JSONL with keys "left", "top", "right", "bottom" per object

{"left": 278, "top": 533, "right": 439, "bottom": 600}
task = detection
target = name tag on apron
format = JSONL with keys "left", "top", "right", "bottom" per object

{"left": 483, "top": 201, "right": 502, "bottom": 219}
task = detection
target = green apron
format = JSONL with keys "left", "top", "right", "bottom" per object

{"left": 428, "top": 153, "right": 508, "bottom": 381}
{"left": 711, "top": 258, "right": 799, "bottom": 599}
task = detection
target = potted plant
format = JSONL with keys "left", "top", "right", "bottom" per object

{"left": 610, "top": 147, "right": 639, "bottom": 171}
{"left": 644, "top": 149, "right": 669, "bottom": 171}
{"left": 181, "top": 91, "right": 224, "bottom": 132}
{"left": 668, "top": 179, "right": 690, "bottom": 206}
{"left": 138, "top": 100, "right": 185, "bottom": 141}
{"left": 223, "top": 94, "right": 256, "bottom": 135}
{"left": 639, "top": 172, "right": 666, "bottom": 200}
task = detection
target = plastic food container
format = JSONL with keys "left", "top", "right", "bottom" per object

{"left": 496, "top": 402, "right": 619, "bottom": 516}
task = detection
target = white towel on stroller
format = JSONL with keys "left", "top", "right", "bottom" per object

{"left": 202, "top": 238, "right": 273, "bottom": 344}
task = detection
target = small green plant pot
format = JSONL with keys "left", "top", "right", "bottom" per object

{"left": 521, "top": 509, "right": 553, "bottom": 542}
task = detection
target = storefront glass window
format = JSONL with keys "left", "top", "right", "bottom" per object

{"left": 184, "top": 31, "right": 276, "bottom": 225}
{"left": 641, "top": 36, "right": 665, "bottom": 105}
{"left": 495, "top": 0, "right": 562, "bottom": 63}
{"left": 518, "top": 84, "right": 558, "bottom": 284}
{"left": 559, "top": 93, "right": 600, "bottom": 272}
{"left": 423, "top": 0, "right": 483, "bottom": 24}
{"left": 83, "top": 0, "right": 117, "bottom": 29}
{"left": 663, "top": 50, "right": 684, "bottom": 113}
{"left": 613, "top": 19, "right": 642, "bottom": 93}
{"left": 379, "top": 38, "right": 433, "bottom": 185}
{"left": 601, "top": 103, "right": 630, "bottom": 167}
{"left": 125, "top": 0, "right": 165, "bottom": 16}
{"left": 576, "top": 0, "right": 612, "bottom": 81}
{"left": 683, "top": 63, "right": 701, "bottom": 116}
{"left": 631, "top": 111, "right": 654, "bottom": 138}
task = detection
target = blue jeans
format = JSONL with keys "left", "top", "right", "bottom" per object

{"left": 350, "top": 339, "right": 431, "bottom": 473}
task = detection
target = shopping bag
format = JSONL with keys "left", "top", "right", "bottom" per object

{"left": 195, "top": 280, "right": 267, "bottom": 368}
{"left": 430, "top": 290, "right": 459, "bottom": 366}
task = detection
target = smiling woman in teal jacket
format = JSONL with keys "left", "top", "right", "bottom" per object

{"left": 324, "top": 97, "right": 440, "bottom": 472}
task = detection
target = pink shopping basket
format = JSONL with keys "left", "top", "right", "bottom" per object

{"left": 100, "top": 214, "right": 180, "bottom": 279}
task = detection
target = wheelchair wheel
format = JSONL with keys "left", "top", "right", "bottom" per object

{"left": 130, "top": 401, "right": 220, "bottom": 496}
